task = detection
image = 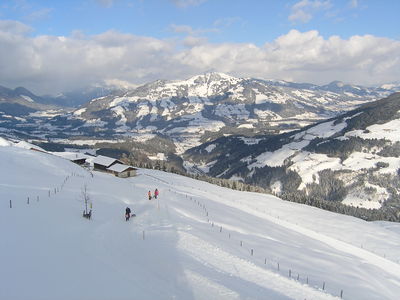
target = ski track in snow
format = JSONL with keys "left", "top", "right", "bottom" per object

{"left": 164, "top": 173, "right": 400, "bottom": 277}
{"left": 178, "top": 231, "right": 337, "bottom": 300}
{"left": 145, "top": 174, "right": 340, "bottom": 299}
{"left": 144, "top": 171, "right": 400, "bottom": 299}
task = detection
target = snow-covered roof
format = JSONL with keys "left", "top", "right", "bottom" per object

{"left": 93, "top": 155, "right": 122, "bottom": 167}
{"left": 0, "top": 137, "right": 13, "bottom": 147}
{"left": 53, "top": 152, "right": 89, "bottom": 161}
{"left": 14, "top": 140, "right": 46, "bottom": 152}
{"left": 107, "top": 164, "right": 137, "bottom": 173}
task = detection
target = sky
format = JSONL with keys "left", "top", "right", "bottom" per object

{"left": 0, "top": 0, "right": 400, "bottom": 95}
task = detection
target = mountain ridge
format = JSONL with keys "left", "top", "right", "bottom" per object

{"left": 183, "top": 92, "right": 400, "bottom": 216}
{"left": 67, "top": 73, "right": 398, "bottom": 154}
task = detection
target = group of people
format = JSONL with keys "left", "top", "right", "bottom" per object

{"left": 125, "top": 188, "right": 160, "bottom": 221}
{"left": 148, "top": 188, "right": 159, "bottom": 200}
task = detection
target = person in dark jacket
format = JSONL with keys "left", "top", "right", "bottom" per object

{"left": 125, "top": 207, "right": 131, "bottom": 221}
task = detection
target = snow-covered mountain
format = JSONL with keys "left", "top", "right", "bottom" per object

{"left": 184, "top": 92, "right": 400, "bottom": 216}
{"left": 0, "top": 84, "right": 116, "bottom": 110}
{"left": 0, "top": 85, "right": 61, "bottom": 116}
{"left": 1, "top": 74, "right": 399, "bottom": 154}
{"left": 1, "top": 139, "right": 400, "bottom": 300}
{"left": 69, "top": 73, "right": 397, "bottom": 153}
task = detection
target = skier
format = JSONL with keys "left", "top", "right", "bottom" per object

{"left": 125, "top": 207, "right": 131, "bottom": 221}
{"left": 148, "top": 190, "right": 152, "bottom": 200}
{"left": 154, "top": 188, "right": 159, "bottom": 199}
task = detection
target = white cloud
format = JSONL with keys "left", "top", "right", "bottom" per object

{"left": 169, "top": 23, "right": 218, "bottom": 36}
{"left": 183, "top": 35, "right": 208, "bottom": 47}
{"left": 170, "top": 24, "right": 195, "bottom": 35}
{"left": 289, "top": 0, "right": 331, "bottom": 23}
{"left": 1, "top": 22, "right": 400, "bottom": 94}
{"left": 0, "top": 20, "right": 32, "bottom": 35}
{"left": 25, "top": 7, "right": 52, "bottom": 21}
{"left": 103, "top": 78, "right": 138, "bottom": 89}
{"left": 170, "top": 0, "right": 208, "bottom": 8}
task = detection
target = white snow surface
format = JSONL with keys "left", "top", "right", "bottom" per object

{"left": 239, "top": 137, "right": 261, "bottom": 145}
{"left": 73, "top": 108, "right": 87, "bottom": 116}
{"left": 1, "top": 144, "right": 400, "bottom": 300}
{"left": 205, "top": 144, "right": 216, "bottom": 153}
{"left": 148, "top": 153, "right": 166, "bottom": 161}
{"left": 249, "top": 120, "right": 347, "bottom": 169}
{"left": 289, "top": 152, "right": 342, "bottom": 189}
{"left": 345, "top": 118, "right": 400, "bottom": 142}
{"left": 20, "top": 95, "right": 34, "bottom": 102}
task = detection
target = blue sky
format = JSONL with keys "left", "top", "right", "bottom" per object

{"left": 3, "top": 0, "right": 400, "bottom": 43}
{"left": 1, "top": 0, "right": 400, "bottom": 94}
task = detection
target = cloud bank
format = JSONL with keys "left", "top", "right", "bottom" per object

{"left": 1, "top": 20, "right": 399, "bottom": 94}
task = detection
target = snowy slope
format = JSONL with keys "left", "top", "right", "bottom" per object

{"left": 185, "top": 93, "right": 400, "bottom": 211}
{"left": 1, "top": 144, "right": 400, "bottom": 300}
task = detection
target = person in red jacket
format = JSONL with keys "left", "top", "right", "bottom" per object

{"left": 154, "top": 188, "right": 159, "bottom": 199}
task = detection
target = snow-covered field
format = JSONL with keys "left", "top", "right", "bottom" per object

{"left": 1, "top": 143, "right": 400, "bottom": 300}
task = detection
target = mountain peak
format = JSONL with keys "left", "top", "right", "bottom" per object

{"left": 328, "top": 80, "right": 345, "bottom": 87}
{"left": 187, "top": 72, "right": 238, "bottom": 83}
{"left": 14, "top": 86, "right": 35, "bottom": 96}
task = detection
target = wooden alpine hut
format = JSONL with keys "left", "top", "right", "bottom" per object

{"left": 107, "top": 164, "right": 137, "bottom": 178}
{"left": 92, "top": 155, "right": 123, "bottom": 171}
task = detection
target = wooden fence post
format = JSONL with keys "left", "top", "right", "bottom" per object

{"left": 340, "top": 290, "right": 343, "bottom": 298}
{"left": 323, "top": 282, "right": 325, "bottom": 290}
{"left": 27, "top": 197, "right": 29, "bottom": 204}
{"left": 9, "top": 200, "right": 12, "bottom": 208}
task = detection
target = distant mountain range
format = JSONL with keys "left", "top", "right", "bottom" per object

{"left": 0, "top": 85, "right": 115, "bottom": 110}
{"left": 68, "top": 72, "right": 399, "bottom": 153}
{"left": 1, "top": 72, "right": 399, "bottom": 153}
